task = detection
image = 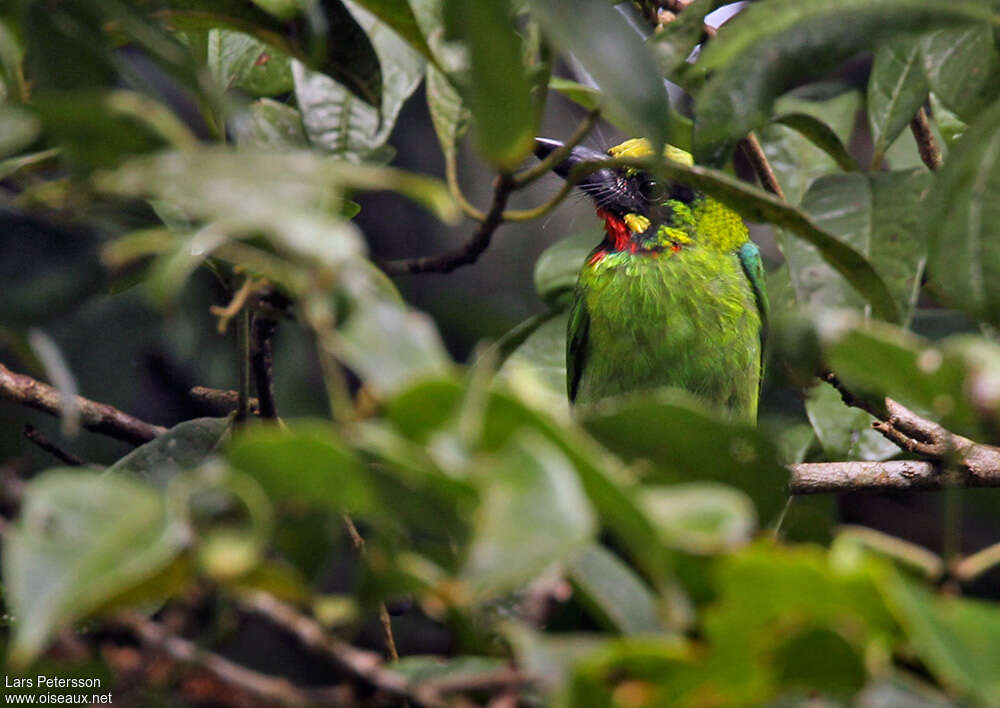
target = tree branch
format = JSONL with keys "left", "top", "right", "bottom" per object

{"left": 236, "top": 591, "right": 421, "bottom": 704}
{"left": 910, "top": 107, "right": 942, "bottom": 172}
{"left": 189, "top": 386, "right": 260, "bottom": 416}
{"left": 115, "top": 611, "right": 341, "bottom": 708}
{"left": 23, "top": 424, "right": 84, "bottom": 466}
{"left": 741, "top": 131, "right": 785, "bottom": 199}
{"left": 0, "top": 361, "right": 166, "bottom": 445}
{"left": 250, "top": 314, "right": 278, "bottom": 419}
{"left": 788, "top": 460, "right": 995, "bottom": 494}
{"left": 379, "top": 173, "right": 515, "bottom": 275}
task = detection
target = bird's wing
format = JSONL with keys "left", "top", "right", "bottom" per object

{"left": 566, "top": 292, "right": 590, "bottom": 403}
{"left": 737, "top": 241, "right": 768, "bottom": 386}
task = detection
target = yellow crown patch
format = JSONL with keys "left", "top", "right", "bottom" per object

{"left": 607, "top": 138, "right": 693, "bottom": 167}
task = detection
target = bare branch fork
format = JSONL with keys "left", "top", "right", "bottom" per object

{"left": 379, "top": 108, "right": 600, "bottom": 276}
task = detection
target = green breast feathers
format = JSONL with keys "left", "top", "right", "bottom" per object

{"left": 535, "top": 137, "right": 768, "bottom": 421}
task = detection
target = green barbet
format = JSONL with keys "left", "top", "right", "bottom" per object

{"left": 535, "top": 137, "right": 767, "bottom": 422}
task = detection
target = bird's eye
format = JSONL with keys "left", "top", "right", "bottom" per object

{"left": 639, "top": 177, "right": 666, "bottom": 202}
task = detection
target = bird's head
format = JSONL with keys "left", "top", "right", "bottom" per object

{"left": 535, "top": 137, "right": 745, "bottom": 253}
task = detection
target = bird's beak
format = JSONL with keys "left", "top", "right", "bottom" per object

{"left": 534, "top": 137, "right": 618, "bottom": 198}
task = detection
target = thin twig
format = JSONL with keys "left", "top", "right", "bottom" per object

{"left": 210, "top": 277, "right": 260, "bottom": 335}
{"left": 910, "top": 107, "right": 942, "bottom": 172}
{"left": 445, "top": 150, "right": 487, "bottom": 222}
{"left": 380, "top": 173, "right": 515, "bottom": 275}
{"left": 237, "top": 591, "right": 420, "bottom": 703}
{"left": 740, "top": 131, "right": 785, "bottom": 199}
{"left": 0, "top": 361, "right": 166, "bottom": 445}
{"left": 115, "top": 611, "right": 333, "bottom": 708}
{"left": 341, "top": 514, "right": 402, "bottom": 665}
{"left": 189, "top": 386, "right": 260, "bottom": 416}
{"left": 250, "top": 315, "right": 278, "bottom": 419}
{"left": 954, "top": 540, "right": 1000, "bottom": 581}
{"left": 23, "top": 424, "right": 84, "bottom": 466}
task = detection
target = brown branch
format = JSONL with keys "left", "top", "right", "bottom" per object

{"left": 910, "top": 107, "right": 942, "bottom": 172}
{"left": 236, "top": 592, "right": 417, "bottom": 700}
{"left": 189, "top": 386, "right": 260, "bottom": 416}
{"left": 115, "top": 611, "right": 342, "bottom": 708}
{"left": 23, "top": 424, "right": 84, "bottom": 466}
{"left": 741, "top": 131, "right": 785, "bottom": 199}
{"left": 380, "top": 173, "right": 515, "bottom": 275}
{"left": 238, "top": 591, "right": 533, "bottom": 707}
{"left": 250, "top": 315, "right": 278, "bottom": 419}
{"left": 791, "top": 460, "right": 957, "bottom": 494}
{"left": 794, "top": 376, "right": 1000, "bottom": 493}
{"left": 0, "top": 361, "right": 166, "bottom": 445}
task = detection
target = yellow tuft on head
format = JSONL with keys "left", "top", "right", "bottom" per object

{"left": 623, "top": 213, "right": 651, "bottom": 234}
{"left": 607, "top": 138, "right": 693, "bottom": 166}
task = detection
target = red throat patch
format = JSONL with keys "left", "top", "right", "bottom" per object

{"left": 596, "top": 208, "right": 631, "bottom": 251}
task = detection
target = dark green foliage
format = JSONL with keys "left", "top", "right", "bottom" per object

{"left": 2, "top": 1, "right": 1000, "bottom": 706}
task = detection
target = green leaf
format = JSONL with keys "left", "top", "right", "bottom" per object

{"left": 920, "top": 24, "right": 1000, "bottom": 123}
{"left": 758, "top": 89, "right": 861, "bottom": 205}
{"left": 700, "top": 544, "right": 896, "bottom": 704}
{"left": 387, "top": 380, "right": 672, "bottom": 584}
{"left": 497, "top": 311, "right": 569, "bottom": 412}
{"left": 106, "top": 417, "right": 232, "bottom": 489}
{"left": 233, "top": 99, "right": 307, "bottom": 148}
{"left": 774, "top": 627, "right": 867, "bottom": 698}
{"left": 529, "top": 0, "right": 671, "bottom": 151}
{"left": 790, "top": 169, "right": 931, "bottom": 322}
{"left": 533, "top": 228, "right": 601, "bottom": 307}
{"left": 408, "top": 0, "right": 465, "bottom": 73}
{"left": 929, "top": 91, "right": 967, "bottom": 145}
{"left": 227, "top": 421, "right": 373, "bottom": 513}
{"left": 207, "top": 28, "right": 266, "bottom": 89}
{"left": 563, "top": 637, "right": 694, "bottom": 707}
{"left": 20, "top": 1, "right": 116, "bottom": 92}
{"left": 306, "top": 0, "right": 383, "bottom": 108}
{"left": 206, "top": 29, "right": 293, "bottom": 95}
{"left": 581, "top": 394, "right": 789, "bottom": 522}
{"left": 248, "top": 0, "right": 300, "bottom": 20}
{"left": 461, "top": 431, "right": 596, "bottom": 599}
{"left": 567, "top": 544, "right": 664, "bottom": 635}
{"left": 0, "top": 105, "right": 40, "bottom": 159}
{"left": 548, "top": 76, "right": 600, "bottom": 111}
{"left": 444, "top": 1, "right": 535, "bottom": 168}
{"left": 823, "top": 322, "right": 982, "bottom": 437}
{"left": 868, "top": 35, "right": 928, "bottom": 165}
{"left": 30, "top": 91, "right": 168, "bottom": 170}
{"left": 345, "top": 0, "right": 434, "bottom": 63}
{"left": 692, "top": 0, "right": 996, "bottom": 165}
{"left": 426, "top": 64, "right": 470, "bottom": 163}
{"left": 330, "top": 299, "right": 453, "bottom": 397}
{"left": 883, "top": 571, "right": 1000, "bottom": 708}
{"left": 3, "top": 471, "right": 186, "bottom": 668}
{"left": 805, "top": 382, "right": 900, "bottom": 461}
{"left": 925, "top": 97, "right": 1000, "bottom": 324}
{"left": 293, "top": 2, "right": 425, "bottom": 162}
{"left": 638, "top": 483, "right": 757, "bottom": 555}
{"left": 505, "top": 625, "right": 609, "bottom": 693}
{"left": 772, "top": 113, "right": 857, "bottom": 171}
